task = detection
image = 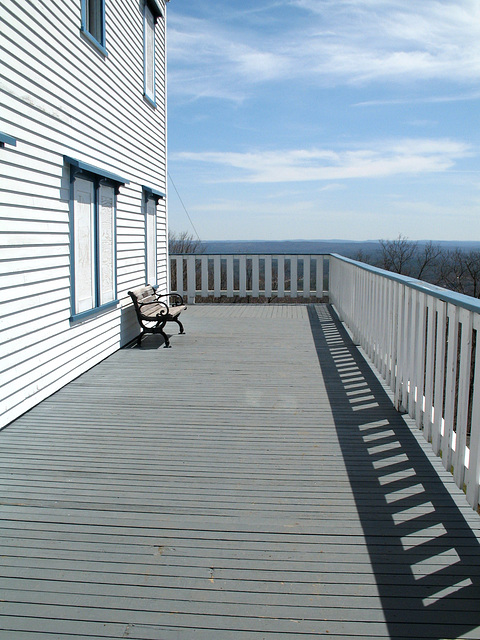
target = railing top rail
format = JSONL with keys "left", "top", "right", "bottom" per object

{"left": 330, "top": 253, "right": 480, "bottom": 314}
{"left": 170, "top": 253, "right": 331, "bottom": 257}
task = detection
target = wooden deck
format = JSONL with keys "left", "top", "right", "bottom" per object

{"left": 1, "top": 303, "right": 480, "bottom": 639}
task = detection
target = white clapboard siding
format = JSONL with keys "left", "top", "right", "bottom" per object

{"left": 0, "top": 0, "right": 168, "bottom": 428}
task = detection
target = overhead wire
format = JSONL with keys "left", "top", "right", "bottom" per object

{"left": 168, "top": 171, "right": 202, "bottom": 242}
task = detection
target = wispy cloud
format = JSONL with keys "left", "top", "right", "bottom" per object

{"left": 173, "top": 139, "right": 472, "bottom": 183}
{"left": 168, "top": 0, "right": 480, "bottom": 101}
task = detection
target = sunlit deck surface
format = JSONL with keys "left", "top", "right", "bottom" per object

{"left": 2, "top": 304, "right": 480, "bottom": 639}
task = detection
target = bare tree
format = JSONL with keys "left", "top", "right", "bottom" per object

{"left": 413, "top": 241, "right": 443, "bottom": 281}
{"left": 168, "top": 230, "right": 204, "bottom": 254}
{"left": 439, "top": 249, "right": 480, "bottom": 298}
{"left": 378, "top": 234, "right": 417, "bottom": 275}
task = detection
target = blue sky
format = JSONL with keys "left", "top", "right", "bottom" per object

{"left": 166, "top": 0, "right": 480, "bottom": 241}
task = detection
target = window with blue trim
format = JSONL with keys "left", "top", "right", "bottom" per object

{"left": 66, "top": 157, "right": 128, "bottom": 318}
{"left": 81, "top": 0, "right": 106, "bottom": 54}
{"left": 143, "top": 186, "right": 164, "bottom": 285}
{"left": 144, "top": 1, "right": 163, "bottom": 106}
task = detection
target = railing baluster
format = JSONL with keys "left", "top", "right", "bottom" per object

{"left": 175, "top": 256, "right": 184, "bottom": 297}
{"left": 252, "top": 256, "right": 260, "bottom": 297}
{"left": 186, "top": 256, "right": 196, "bottom": 303}
{"left": 432, "top": 300, "right": 447, "bottom": 457}
{"left": 277, "top": 256, "right": 285, "bottom": 297}
{"left": 226, "top": 255, "right": 234, "bottom": 297}
{"left": 239, "top": 255, "right": 247, "bottom": 296}
{"left": 201, "top": 256, "right": 208, "bottom": 297}
{"left": 303, "top": 255, "right": 310, "bottom": 298}
{"left": 466, "top": 313, "right": 480, "bottom": 508}
{"left": 213, "top": 256, "right": 221, "bottom": 297}
{"left": 264, "top": 255, "right": 272, "bottom": 297}
{"left": 453, "top": 308, "right": 473, "bottom": 489}
{"left": 442, "top": 304, "right": 459, "bottom": 473}
{"left": 316, "top": 256, "right": 324, "bottom": 298}
{"left": 290, "top": 256, "right": 298, "bottom": 298}
{"left": 423, "top": 297, "right": 437, "bottom": 443}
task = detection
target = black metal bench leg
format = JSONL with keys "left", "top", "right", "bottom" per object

{"left": 174, "top": 317, "right": 185, "bottom": 335}
{"left": 158, "top": 321, "right": 171, "bottom": 348}
{"left": 137, "top": 330, "right": 145, "bottom": 347}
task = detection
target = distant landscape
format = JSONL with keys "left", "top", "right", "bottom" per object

{"left": 169, "top": 236, "right": 480, "bottom": 299}
{"left": 200, "top": 239, "right": 480, "bottom": 257}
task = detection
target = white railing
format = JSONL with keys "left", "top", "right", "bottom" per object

{"left": 170, "top": 254, "right": 329, "bottom": 302}
{"left": 330, "top": 254, "right": 480, "bottom": 510}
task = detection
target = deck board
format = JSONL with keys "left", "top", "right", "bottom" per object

{"left": 1, "top": 304, "right": 480, "bottom": 639}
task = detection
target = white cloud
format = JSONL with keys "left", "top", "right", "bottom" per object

{"left": 167, "top": 1, "right": 480, "bottom": 101}
{"left": 173, "top": 139, "right": 472, "bottom": 183}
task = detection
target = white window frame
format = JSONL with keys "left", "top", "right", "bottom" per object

{"left": 81, "top": 0, "right": 107, "bottom": 56}
{"left": 66, "top": 157, "right": 128, "bottom": 320}
{"left": 145, "top": 196, "right": 157, "bottom": 286}
{"left": 143, "top": 186, "right": 165, "bottom": 286}
{"left": 143, "top": 0, "right": 163, "bottom": 107}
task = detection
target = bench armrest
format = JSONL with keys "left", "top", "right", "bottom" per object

{"left": 155, "top": 292, "right": 185, "bottom": 307}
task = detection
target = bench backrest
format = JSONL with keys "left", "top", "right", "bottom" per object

{"left": 129, "top": 285, "right": 156, "bottom": 305}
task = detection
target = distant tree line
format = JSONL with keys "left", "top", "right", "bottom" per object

{"left": 169, "top": 231, "right": 480, "bottom": 300}
{"left": 168, "top": 230, "right": 204, "bottom": 255}
{"left": 355, "top": 235, "right": 480, "bottom": 299}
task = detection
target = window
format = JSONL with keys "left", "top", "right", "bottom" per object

{"left": 143, "top": 186, "right": 165, "bottom": 286}
{"left": 66, "top": 157, "right": 129, "bottom": 319}
{"left": 144, "top": 1, "right": 163, "bottom": 106}
{"left": 81, "top": 0, "right": 106, "bottom": 54}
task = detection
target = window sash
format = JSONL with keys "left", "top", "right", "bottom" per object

{"left": 73, "top": 178, "right": 96, "bottom": 314}
{"left": 146, "top": 197, "right": 157, "bottom": 286}
{"left": 98, "top": 184, "right": 115, "bottom": 305}
{"left": 144, "top": 5, "right": 155, "bottom": 102}
{"left": 71, "top": 177, "right": 117, "bottom": 317}
{"left": 82, "top": 0, "right": 106, "bottom": 50}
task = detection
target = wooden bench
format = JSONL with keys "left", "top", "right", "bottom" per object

{"left": 128, "top": 285, "right": 187, "bottom": 348}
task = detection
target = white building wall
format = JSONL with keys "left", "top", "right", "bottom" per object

{"left": 0, "top": 0, "right": 168, "bottom": 428}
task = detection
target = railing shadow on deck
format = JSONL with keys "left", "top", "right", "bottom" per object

{"left": 308, "top": 304, "right": 480, "bottom": 640}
